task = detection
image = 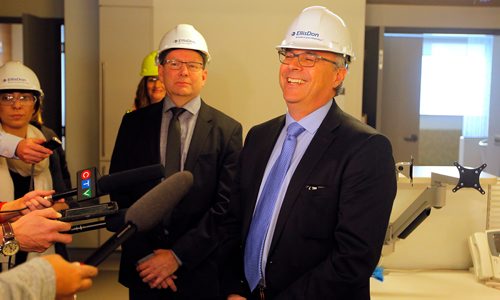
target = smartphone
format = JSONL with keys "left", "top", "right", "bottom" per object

{"left": 42, "top": 137, "right": 62, "bottom": 150}
{"left": 59, "top": 202, "right": 119, "bottom": 222}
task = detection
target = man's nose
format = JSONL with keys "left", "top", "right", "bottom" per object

{"left": 288, "top": 57, "right": 302, "bottom": 69}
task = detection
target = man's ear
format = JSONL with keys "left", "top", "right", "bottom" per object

{"left": 332, "top": 67, "right": 347, "bottom": 90}
{"left": 158, "top": 64, "right": 166, "bottom": 84}
{"left": 201, "top": 69, "right": 208, "bottom": 86}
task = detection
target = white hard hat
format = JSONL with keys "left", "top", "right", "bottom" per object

{"left": 156, "top": 24, "right": 211, "bottom": 64}
{"left": 277, "top": 6, "right": 354, "bottom": 61}
{"left": 0, "top": 61, "right": 44, "bottom": 96}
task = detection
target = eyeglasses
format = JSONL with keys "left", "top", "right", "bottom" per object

{"left": 146, "top": 77, "right": 160, "bottom": 83}
{"left": 278, "top": 50, "right": 339, "bottom": 68}
{"left": 163, "top": 59, "right": 204, "bottom": 72}
{"left": 0, "top": 93, "right": 37, "bottom": 106}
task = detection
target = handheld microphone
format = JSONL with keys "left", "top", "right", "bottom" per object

{"left": 98, "top": 164, "right": 165, "bottom": 194}
{"left": 66, "top": 208, "right": 125, "bottom": 234}
{"left": 46, "top": 164, "right": 165, "bottom": 202}
{"left": 84, "top": 171, "right": 193, "bottom": 266}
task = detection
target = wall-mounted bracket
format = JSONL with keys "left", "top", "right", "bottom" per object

{"left": 452, "top": 162, "right": 487, "bottom": 195}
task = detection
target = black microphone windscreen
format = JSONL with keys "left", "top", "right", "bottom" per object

{"left": 98, "top": 164, "right": 165, "bottom": 194}
{"left": 125, "top": 171, "right": 193, "bottom": 232}
{"left": 105, "top": 209, "right": 127, "bottom": 232}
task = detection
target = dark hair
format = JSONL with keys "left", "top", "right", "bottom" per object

{"left": 134, "top": 77, "right": 153, "bottom": 110}
{"left": 32, "top": 94, "right": 43, "bottom": 124}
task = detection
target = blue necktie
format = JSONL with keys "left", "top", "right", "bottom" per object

{"left": 244, "top": 122, "right": 305, "bottom": 291}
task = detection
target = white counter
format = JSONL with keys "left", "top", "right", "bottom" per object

{"left": 371, "top": 270, "right": 500, "bottom": 300}
{"left": 373, "top": 166, "right": 499, "bottom": 299}
{"left": 383, "top": 166, "right": 497, "bottom": 270}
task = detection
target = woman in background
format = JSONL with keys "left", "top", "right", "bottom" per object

{"left": 131, "top": 50, "right": 166, "bottom": 111}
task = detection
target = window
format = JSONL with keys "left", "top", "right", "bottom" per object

{"left": 420, "top": 34, "right": 493, "bottom": 137}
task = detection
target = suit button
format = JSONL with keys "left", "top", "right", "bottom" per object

{"left": 269, "top": 260, "right": 273, "bottom": 264}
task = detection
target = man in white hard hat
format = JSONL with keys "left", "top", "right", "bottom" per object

{"left": 109, "top": 24, "right": 242, "bottom": 299}
{"left": 221, "top": 6, "right": 396, "bottom": 299}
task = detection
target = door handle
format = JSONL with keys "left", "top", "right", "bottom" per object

{"left": 403, "top": 134, "right": 418, "bottom": 142}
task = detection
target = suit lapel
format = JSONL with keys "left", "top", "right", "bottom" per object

{"left": 184, "top": 101, "right": 212, "bottom": 171}
{"left": 144, "top": 101, "right": 164, "bottom": 162}
{"left": 269, "top": 102, "right": 342, "bottom": 253}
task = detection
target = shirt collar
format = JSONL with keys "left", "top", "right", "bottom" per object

{"left": 162, "top": 96, "right": 201, "bottom": 116}
{"left": 285, "top": 99, "right": 333, "bottom": 134}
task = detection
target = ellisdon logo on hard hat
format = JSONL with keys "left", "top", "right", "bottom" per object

{"left": 174, "top": 38, "right": 196, "bottom": 45}
{"left": 3, "top": 77, "right": 28, "bottom": 84}
{"left": 291, "top": 31, "right": 320, "bottom": 38}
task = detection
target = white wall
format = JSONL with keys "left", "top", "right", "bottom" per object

{"left": 64, "top": 0, "right": 100, "bottom": 180}
{"left": 152, "top": 0, "right": 366, "bottom": 134}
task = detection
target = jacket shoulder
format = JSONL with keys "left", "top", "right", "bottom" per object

{"left": 201, "top": 101, "right": 242, "bottom": 128}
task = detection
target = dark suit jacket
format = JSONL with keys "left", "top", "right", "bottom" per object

{"left": 222, "top": 100, "right": 396, "bottom": 300}
{"left": 110, "top": 99, "right": 242, "bottom": 299}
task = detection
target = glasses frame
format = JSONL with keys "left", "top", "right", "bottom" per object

{"left": 0, "top": 93, "right": 38, "bottom": 107}
{"left": 278, "top": 50, "right": 339, "bottom": 68}
{"left": 163, "top": 59, "right": 204, "bottom": 72}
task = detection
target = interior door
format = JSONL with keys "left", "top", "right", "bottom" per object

{"left": 22, "top": 14, "right": 63, "bottom": 138}
{"left": 380, "top": 35, "right": 422, "bottom": 164}
{"left": 485, "top": 36, "right": 500, "bottom": 176}
{"left": 99, "top": 5, "right": 152, "bottom": 161}
{"left": 363, "top": 26, "right": 385, "bottom": 130}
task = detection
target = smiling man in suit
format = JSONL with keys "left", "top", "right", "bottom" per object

{"left": 109, "top": 24, "right": 242, "bottom": 299}
{"left": 221, "top": 6, "right": 397, "bottom": 300}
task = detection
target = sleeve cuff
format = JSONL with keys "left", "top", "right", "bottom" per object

{"left": 0, "top": 133, "right": 22, "bottom": 158}
{"left": 172, "top": 251, "right": 183, "bottom": 267}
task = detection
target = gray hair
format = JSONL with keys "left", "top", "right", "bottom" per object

{"left": 333, "top": 54, "right": 350, "bottom": 96}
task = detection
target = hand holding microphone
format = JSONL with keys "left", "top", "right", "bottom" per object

{"left": 15, "top": 138, "right": 53, "bottom": 164}
{"left": 19, "top": 190, "right": 55, "bottom": 212}
{"left": 0, "top": 190, "right": 62, "bottom": 222}
{"left": 84, "top": 171, "right": 194, "bottom": 266}
{"left": 13, "top": 208, "right": 72, "bottom": 253}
